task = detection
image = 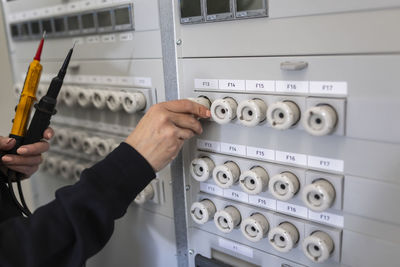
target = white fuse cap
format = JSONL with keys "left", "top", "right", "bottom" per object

{"left": 302, "top": 231, "right": 334, "bottom": 263}
{"left": 45, "top": 156, "right": 62, "bottom": 175}
{"left": 210, "top": 98, "right": 238, "bottom": 125}
{"left": 190, "top": 199, "right": 217, "bottom": 225}
{"left": 302, "top": 179, "right": 335, "bottom": 212}
{"left": 92, "top": 90, "right": 108, "bottom": 109}
{"left": 134, "top": 183, "right": 155, "bottom": 205}
{"left": 267, "top": 101, "right": 300, "bottom": 130}
{"left": 214, "top": 206, "right": 241, "bottom": 233}
{"left": 73, "top": 163, "right": 88, "bottom": 181}
{"left": 122, "top": 92, "right": 147, "bottom": 114}
{"left": 239, "top": 166, "right": 269, "bottom": 195}
{"left": 82, "top": 137, "right": 102, "bottom": 155}
{"left": 63, "top": 86, "right": 79, "bottom": 107}
{"left": 240, "top": 213, "right": 269, "bottom": 242}
{"left": 237, "top": 99, "right": 267, "bottom": 127}
{"left": 303, "top": 105, "right": 338, "bottom": 136}
{"left": 55, "top": 128, "right": 71, "bottom": 148}
{"left": 70, "top": 131, "right": 88, "bottom": 151}
{"left": 106, "top": 91, "right": 123, "bottom": 112}
{"left": 77, "top": 89, "right": 94, "bottom": 108}
{"left": 59, "top": 159, "right": 74, "bottom": 180}
{"left": 269, "top": 172, "right": 300, "bottom": 201}
{"left": 188, "top": 96, "right": 212, "bottom": 109}
{"left": 190, "top": 157, "right": 215, "bottom": 182}
{"left": 268, "top": 222, "right": 299, "bottom": 253}
{"left": 212, "top": 161, "right": 241, "bottom": 189}
{"left": 96, "top": 138, "right": 116, "bottom": 157}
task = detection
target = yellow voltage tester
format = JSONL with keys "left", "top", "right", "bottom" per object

{"left": 9, "top": 33, "right": 45, "bottom": 153}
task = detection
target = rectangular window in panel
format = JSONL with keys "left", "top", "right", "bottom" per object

{"left": 235, "top": 0, "right": 267, "bottom": 18}
{"left": 41, "top": 19, "right": 53, "bottom": 34}
{"left": 180, "top": 0, "right": 203, "bottom": 24}
{"left": 206, "top": 0, "right": 233, "bottom": 21}
{"left": 54, "top": 18, "right": 66, "bottom": 33}
{"left": 30, "top": 21, "right": 40, "bottom": 35}
{"left": 10, "top": 24, "right": 19, "bottom": 38}
{"left": 67, "top": 16, "right": 80, "bottom": 32}
{"left": 82, "top": 13, "right": 95, "bottom": 29}
{"left": 20, "top": 23, "right": 29, "bottom": 36}
{"left": 97, "top": 10, "right": 113, "bottom": 31}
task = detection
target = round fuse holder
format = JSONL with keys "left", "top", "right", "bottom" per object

{"left": 302, "top": 231, "right": 334, "bottom": 263}
{"left": 55, "top": 128, "right": 71, "bottom": 149}
{"left": 77, "top": 89, "right": 94, "bottom": 108}
{"left": 134, "top": 183, "right": 155, "bottom": 205}
{"left": 269, "top": 172, "right": 300, "bottom": 201}
{"left": 70, "top": 131, "right": 88, "bottom": 151}
{"left": 73, "top": 163, "right": 88, "bottom": 181}
{"left": 239, "top": 166, "right": 269, "bottom": 195}
{"left": 210, "top": 98, "right": 238, "bottom": 125}
{"left": 267, "top": 101, "right": 300, "bottom": 130}
{"left": 303, "top": 105, "right": 338, "bottom": 136}
{"left": 45, "top": 156, "right": 62, "bottom": 175}
{"left": 268, "top": 222, "right": 299, "bottom": 253}
{"left": 240, "top": 213, "right": 269, "bottom": 242}
{"left": 190, "top": 199, "right": 217, "bottom": 225}
{"left": 106, "top": 91, "right": 123, "bottom": 112}
{"left": 92, "top": 90, "right": 108, "bottom": 109}
{"left": 122, "top": 92, "right": 147, "bottom": 114}
{"left": 96, "top": 138, "right": 116, "bottom": 157}
{"left": 59, "top": 159, "right": 74, "bottom": 180}
{"left": 212, "top": 161, "right": 241, "bottom": 189}
{"left": 236, "top": 99, "right": 267, "bottom": 127}
{"left": 63, "top": 86, "right": 79, "bottom": 107}
{"left": 302, "top": 179, "right": 336, "bottom": 212}
{"left": 190, "top": 157, "right": 215, "bottom": 182}
{"left": 214, "top": 206, "right": 241, "bottom": 233}
{"left": 82, "top": 137, "right": 102, "bottom": 155}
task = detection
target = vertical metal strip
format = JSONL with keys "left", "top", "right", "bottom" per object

{"left": 158, "top": 1, "right": 188, "bottom": 267}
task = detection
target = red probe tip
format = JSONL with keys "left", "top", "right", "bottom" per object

{"left": 34, "top": 32, "right": 46, "bottom": 61}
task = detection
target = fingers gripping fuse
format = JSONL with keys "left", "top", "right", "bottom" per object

{"left": 190, "top": 157, "right": 215, "bottom": 182}
{"left": 188, "top": 96, "right": 212, "bottom": 109}
{"left": 214, "top": 206, "right": 241, "bottom": 233}
{"left": 190, "top": 199, "right": 217, "bottom": 225}
{"left": 236, "top": 99, "right": 267, "bottom": 127}
{"left": 212, "top": 161, "right": 241, "bottom": 189}
{"left": 210, "top": 97, "right": 238, "bottom": 124}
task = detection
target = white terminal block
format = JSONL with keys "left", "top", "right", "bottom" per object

{"left": 190, "top": 157, "right": 215, "bottom": 182}
{"left": 212, "top": 161, "right": 241, "bottom": 189}
{"left": 188, "top": 96, "right": 212, "bottom": 109}
{"left": 210, "top": 97, "right": 238, "bottom": 125}
{"left": 70, "top": 131, "right": 88, "bottom": 151}
{"left": 134, "top": 183, "right": 155, "bottom": 205}
{"left": 92, "top": 90, "right": 108, "bottom": 109}
{"left": 106, "top": 91, "right": 123, "bottom": 112}
{"left": 82, "top": 137, "right": 102, "bottom": 155}
{"left": 267, "top": 101, "right": 301, "bottom": 130}
{"left": 96, "top": 138, "right": 116, "bottom": 157}
{"left": 55, "top": 128, "right": 71, "bottom": 148}
{"left": 73, "top": 163, "right": 88, "bottom": 181}
{"left": 63, "top": 86, "right": 79, "bottom": 107}
{"left": 214, "top": 206, "right": 242, "bottom": 233}
{"left": 122, "top": 92, "right": 147, "bottom": 114}
{"left": 236, "top": 99, "right": 267, "bottom": 127}
{"left": 302, "top": 179, "right": 336, "bottom": 212}
{"left": 303, "top": 105, "right": 338, "bottom": 136}
{"left": 269, "top": 172, "right": 300, "bottom": 201}
{"left": 239, "top": 166, "right": 269, "bottom": 195}
{"left": 268, "top": 222, "right": 299, "bottom": 253}
{"left": 240, "top": 213, "right": 269, "bottom": 242}
{"left": 190, "top": 199, "right": 217, "bottom": 225}
{"left": 45, "top": 156, "right": 62, "bottom": 175}
{"left": 77, "top": 89, "right": 94, "bottom": 108}
{"left": 302, "top": 231, "right": 334, "bottom": 263}
{"left": 59, "top": 159, "right": 74, "bottom": 180}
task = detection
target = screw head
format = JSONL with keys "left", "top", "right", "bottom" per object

{"left": 185, "top": 185, "right": 191, "bottom": 191}
{"left": 188, "top": 249, "right": 194, "bottom": 255}
{"left": 176, "top": 39, "right": 182, "bottom": 45}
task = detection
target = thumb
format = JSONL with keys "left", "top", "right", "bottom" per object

{"left": 0, "top": 137, "right": 16, "bottom": 151}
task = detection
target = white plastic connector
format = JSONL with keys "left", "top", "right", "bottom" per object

{"left": 240, "top": 213, "right": 269, "bottom": 242}
{"left": 268, "top": 222, "right": 299, "bottom": 253}
{"left": 239, "top": 166, "right": 269, "bottom": 195}
{"left": 267, "top": 101, "right": 300, "bottom": 130}
{"left": 210, "top": 98, "right": 238, "bottom": 125}
{"left": 63, "top": 86, "right": 79, "bottom": 107}
{"left": 82, "top": 137, "right": 102, "bottom": 155}
{"left": 70, "top": 131, "right": 88, "bottom": 151}
{"left": 92, "top": 90, "right": 108, "bottom": 109}
{"left": 212, "top": 161, "right": 241, "bottom": 189}
{"left": 214, "top": 206, "right": 241, "bottom": 233}
{"left": 189, "top": 96, "right": 212, "bottom": 109}
{"left": 106, "top": 91, "right": 123, "bottom": 112}
{"left": 45, "top": 156, "right": 62, "bottom": 175}
{"left": 77, "top": 89, "right": 93, "bottom": 108}
{"left": 302, "top": 231, "right": 334, "bottom": 263}
{"left": 73, "top": 163, "right": 88, "bottom": 181}
{"left": 190, "top": 157, "right": 215, "bottom": 182}
{"left": 190, "top": 199, "right": 217, "bottom": 225}
{"left": 236, "top": 99, "right": 267, "bottom": 127}
{"left": 96, "top": 138, "right": 115, "bottom": 157}
{"left": 59, "top": 159, "right": 74, "bottom": 180}
{"left": 303, "top": 105, "right": 338, "bottom": 136}
{"left": 122, "top": 92, "right": 147, "bottom": 114}
{"left": 134, "top": 183, "right": 155, "bottom": 205}
{"left": 269, "top": 172, "right": 300, "bottom": 201}
{"left": 55, "top": 128, "right": 71, "bottom": 148}
{"left": 302, "top": 179, "right": 335, "bottom": 212}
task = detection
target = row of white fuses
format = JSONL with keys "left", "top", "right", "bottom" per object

{"left": 190, "top": 156, "right": 337, "bottom": 213}
{"left": 190, "top": 96, "right": 339, "bottom": 136}
{"left": 14, "top": 83, "right": 147, "bottom": 114}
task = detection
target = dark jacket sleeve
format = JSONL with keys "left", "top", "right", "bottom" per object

{"left": 0, "top": 142, "right": 155, "bottom": 267}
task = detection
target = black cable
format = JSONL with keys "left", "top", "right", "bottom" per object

{"left": 16, "top": 174, "right": 31, "bottom": 215}
{"left": 7, "top": 174, "right": 31, "bottom": 217}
